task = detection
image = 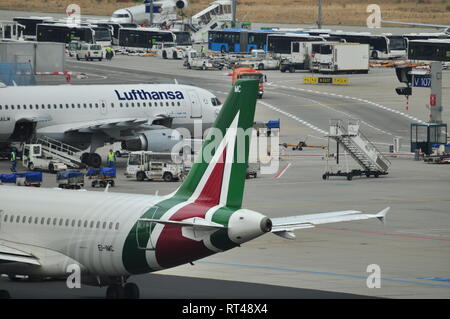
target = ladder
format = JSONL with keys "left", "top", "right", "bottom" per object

{"left": 33, "top": 136, "right": 86, "bottom": 169}
{"left": 327, "top": 119, "right": 390, "bottom": 176}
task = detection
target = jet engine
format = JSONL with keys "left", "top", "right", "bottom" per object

{"left": 121, "top": 128, "right": 183, "bottom": 153}
{"left": 175, "top": 0, "right": 188, "bottom": 9}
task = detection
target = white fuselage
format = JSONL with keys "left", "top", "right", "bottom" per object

{"left": 0, "top": 83, "right": 220, "bottom": 144}
{"left": 0, "top": 186, "right": 162, "bottom": 279}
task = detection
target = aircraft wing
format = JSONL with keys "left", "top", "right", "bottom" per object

{"left": 0, "top": 244, "right": 41, "bottom": 266}
{"left": 38, "top": 115, "right": 172, "bottom": 136}
{"left": 270, "top": 207, "right": 389, "bottom": 239}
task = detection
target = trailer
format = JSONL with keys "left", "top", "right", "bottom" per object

{"left": 310, "top": 43, "right": 369, "bottom": 74}
{"left": 57, "top": 170, "right": 85, "bottom": 189}
{"left": 15, "top": 172, "right": 43, "bottom": 187}
{"left": 86, "top": 167, "right": 116, "bottom": 187}
{"left": 279, "top": 41, "right": 321, "bottom": 73}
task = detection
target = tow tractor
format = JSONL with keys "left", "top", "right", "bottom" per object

{"left": 184, "top": 50, "right": 225, "bottom": 70}
{"left": 125, "top": 151, "right": 185, "bottom": 182}
{"left": 280, "top": 140, "right": 327, "bottom": 151}
{"left": 22, "top": 144, "right": 68, "bottom": 173}
{"left": 231, "top": 67, "right": 267, "bottom": 98}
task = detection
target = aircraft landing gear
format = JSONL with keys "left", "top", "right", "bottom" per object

{"left": 106, "top": 282, "right": 139, "bottom": 299}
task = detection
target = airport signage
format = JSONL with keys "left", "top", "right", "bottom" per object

{"left": 303, "top": 76, "right": 348, "bottom": 85}
{"left": 412, "top": 74, "right": 431, "bottom": 88}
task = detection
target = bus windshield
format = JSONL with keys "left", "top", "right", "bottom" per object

{"left": 94, "top": 28, "right": 111, "bottom": 42}
{"left": 174, "top": 32, "right": 192, "bottom": 46}
{"left": 388, "top": 36, "right": 406, "bottom": 51}
{"left": 239, "top": 73, "right": 263, "bottom": 83}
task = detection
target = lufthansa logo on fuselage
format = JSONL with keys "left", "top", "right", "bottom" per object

{"left": 114, "top": 89, "right": 185, "bottom": 101}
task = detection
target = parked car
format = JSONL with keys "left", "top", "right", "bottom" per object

{"left": 76, "top": 44, "right": 103, "bottom": 61}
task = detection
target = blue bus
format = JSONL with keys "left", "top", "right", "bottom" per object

{"left": 208, "top": 29, "right": 279, "bottom": 53}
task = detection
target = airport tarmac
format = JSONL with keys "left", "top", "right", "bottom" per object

{"left": 1, "top": 23, "right": 450, "bottom": 298}
{"left": 1, "top": 51, "right": 450, "bottom": 299}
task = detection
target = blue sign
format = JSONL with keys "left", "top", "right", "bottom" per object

{"left": 413, "top": 74, "right": 431, "bottom": 88}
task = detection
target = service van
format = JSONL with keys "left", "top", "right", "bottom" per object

{"left": 76, "top": 44, "right": 104, "bottom": 61}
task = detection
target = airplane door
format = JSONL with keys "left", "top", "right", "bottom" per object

{"left": 99, "top": 99, "right": 108, "bottom": 115}
{"left": 188, "top": 91, "right": 202, "bottom": 118}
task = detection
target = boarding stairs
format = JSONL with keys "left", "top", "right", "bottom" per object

{"left": 33, "top": 136, "right": 85, "bottom": 169}
{"left": 325, "top": 120, "right": 390, "bottom": 180}
{"left": 189, "top": 0, "right": 232, "bottom": 43}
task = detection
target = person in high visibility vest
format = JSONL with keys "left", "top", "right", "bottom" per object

{"left": 10, "top": 148, "right": 17, "bottom": 172}
{"left": 107, "top": 149, "right": 116, "bottom": 168}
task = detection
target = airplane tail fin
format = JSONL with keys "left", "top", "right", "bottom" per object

{"left": 174, "top": 79, "right": 259, "bottom": 208}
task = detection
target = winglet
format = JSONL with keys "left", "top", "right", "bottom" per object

{"left": 375, "top": 207, "right": 390, "bottom": 224}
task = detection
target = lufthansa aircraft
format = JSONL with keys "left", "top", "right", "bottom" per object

{"left": 0, "top": 79, "right": 388, "bottom": 299}
{"left": 0, "top": 83, "right": 222, "bottom": 166}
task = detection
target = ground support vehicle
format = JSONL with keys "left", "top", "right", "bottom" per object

{"left": 86, "top": 167, "right": 116, "bottom": 188}
{"left": 22, "top": 144, "right": 68, "bottom": 173}
{"left": 231, "top": 67, "right": 266, "bottom": 98}
{"left": 184, "top": 50, "right": 225, "bottom": 70}
{"left": 57, "top": 170, "right": 85, "bottom": 189}
{"left": 76, "top": 44, "right": 104, "bottom": 61}
{"left": 311, "top": 43, "right": 369, "bottom": 74}
{"left": 246, "top": 162, "right": 260, "bottom": 179}
{"left": 125, "top": 151, "right": 185, "bottom": 182}
{"left": 322, "top": 169, "right": 387, "bottom": 181}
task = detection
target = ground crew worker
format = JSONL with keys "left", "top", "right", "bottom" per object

{"left": 10, "top": 148, "right": 17, "bottom": 172}
{"left": 200, "top": 45, "right": 206, "bottom": 57}
{"left": 106, "top": 47, "right": 113, "bottom": 61}
{"left": 107, "top": 149, "right": 116, "bottom": 168}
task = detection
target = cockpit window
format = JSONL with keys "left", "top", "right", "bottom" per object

{"left": 211, "top": 97, "right": 222, "bottom": 106}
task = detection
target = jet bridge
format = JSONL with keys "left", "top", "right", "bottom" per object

{"left": 323, "top": 119, "right": 391, "bottom": 180}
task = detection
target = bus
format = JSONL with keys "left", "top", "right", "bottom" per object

{"left": 36, "top": 23, "right": 94, "bottom": 44}
{"left": 267, "top": 33, "right": 326, "bottom": 55}
{"left": 330, "top": 32, "right": 406, "bottom": 59}
{"left": 92, "top": 26, "right": 113, "bottom": 46}
{"left": 408, "top": 39, "right": 450, "bottom": 62}
{"left": 118, "top": 28, "right": 192, "bottom": 50}
{"left": 13, "top": 17, "right": 55, "bottom": 39}
{"left": 208, "top": 29, "right": 279, "bottom": 53}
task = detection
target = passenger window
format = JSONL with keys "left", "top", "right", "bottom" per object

{"left": 53, "top": 104, "right": 57, "bottom": 109}
{"left": 115, "top": 223, "right": 119, "bottom": 230}
{"left": 96, "top": 221, "right": 100, "bottom": 228}
{"left": 17, "top": 105, "right": 21, "bottom": 110}
{"left": 59, "top": 219, "right": 63, "bottom": 226}
{"left": 72, "top": 220, "right": 75, "bottom": 227}
{"left": 59, "top": 104, "right": 63, "bottom": 109}
{"left": 4, "top": 105, "right": 8, "bottom": 110}
{"left": 65, "top": 219, "right": 69, "bottom": 227}
{"left": 109, "top": 222, "right": 113, "bottom": 230}
{"left": 137, "top": 103, "right": 140, "bottom": 107}
{"left": 53, "top": 218, "right": 57, "bottom": 226}
{"left": 3, "top": 215, "right": 7, "bottom": 222}
{"left": 131, "top": 103, "right": 134, "bottom": 108}
{"left": 22, "top": 216, "right": 27, "bottom": 223}
{"left": 41, "top": 217, "right": 45, "bottom": 224}
{"left": 28, "top": 216, "right": 32, "bottom": 224}
{"left": 78, "top": 220, "right": 81, "bottom": 227}
{"left": 89, "top": 103, "right": 93, "bottom": 108}
{"left": 47, "top": 218, "right": 51, "bottom": 225}
{"left": 84, "top": 220, "right": 88, "bottom": 228}
{"left": 16, "top": 216, "right": 20, "bottom": 223}
{"left": 83, "top": 104, "right": 87, "bottom": 108}
{"left": 11, "top": 105, "right": 14, "bottom": 110}
{"left": 95, "top": 103, "right": 99, "bottom": 108}
{"left": 102, "top": 221, "right": 107, "bottom": 229}
{"left": 34, "top": 217, "right": 39, "bottom": 224}
{"left": 10, "top": 215, "right": 14, "bottom": 222}
{"left": 90, "top": 221, "right": 94, "bottom": 228}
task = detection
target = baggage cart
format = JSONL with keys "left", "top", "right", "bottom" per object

{"left": 57, "top": 170, "right": 85, "bottom": 189}
{"left": 87, "top": 167, "right": 116, "bottom": 188}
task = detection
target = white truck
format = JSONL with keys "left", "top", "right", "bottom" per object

{"left": 310, "top": 43, "right": 369, "bottom": 74}
{"left": 125, "top": 151, "right": 186, "bottom": 182}
{"left": 234, "top": 49, "right": 280, "bottom": 70}
{"left": 22, "top": 144, "right": 68, "bottom": 173}
{"left": 279, "top": 41, "right": 323, "bottom": 73}
{"left": 158, "top": 42, "right": 191, "bottom": 60}
{"left": 184, "top": 50, "right": 225, "bottom": 70}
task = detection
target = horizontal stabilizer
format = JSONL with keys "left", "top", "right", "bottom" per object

{"left": 271, "top": 207, "right": 390, "bottom": 239}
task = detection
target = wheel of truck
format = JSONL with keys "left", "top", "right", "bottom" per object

{"left": 322, "top": 174, "right": 327, "bottom": 180}
{"left": 163, "top": 172, "right": 173, "bottom": 182}
{"left": 109, "top": 180, "right": 115, "bottom": 187}
{"left": 258, "top": 63, "right": 264, "bottom": 70}
{"left": 28, "top": 162, "right": 35, "bottom": 171}
{"left": 366, "top": 172, "right": 371, "bottom": 178}
{"left": 374, "top": 172, "right": 380, "bottom": 178}
{"left": 280, "top": 67, "right": 286, "bottom": 73}
{"left": 162, "top": 51, "right": 167, "bottom": 59}
{"left": 99, "top": 58, "right": 102, "bottom": 62}
{"left": 173, "top": 52, "right": 178, "bottom": 59}
{"left": 99, "top": 181, "right": 107, "bottom": 188}
{"left": 289, "top": 66, "right": 295, "bottom": 73}
{"left": 136, "top": 171, "right": 146, "bottom": 181}
{"left": 48, "top": 163, "right": 55, "bottom": 174}
{"left": 347, "top": 174, "right": 353, "bottom": 181}
{"left": 91, "top": 181, "right": 98, "bottom": 188}
{"left": 76, "top": 54, "right": 80, "bottom": 61}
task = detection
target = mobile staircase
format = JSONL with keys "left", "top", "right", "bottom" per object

{"left": 323, "top": 119, "right": 391, "bottom": 180}
{"left": 33, "top": 136, "right": 86, "bottom": 169}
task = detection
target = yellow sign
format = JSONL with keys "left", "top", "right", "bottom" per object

{"left": 303, "top": 76, "right": 348, "bottom": 85}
